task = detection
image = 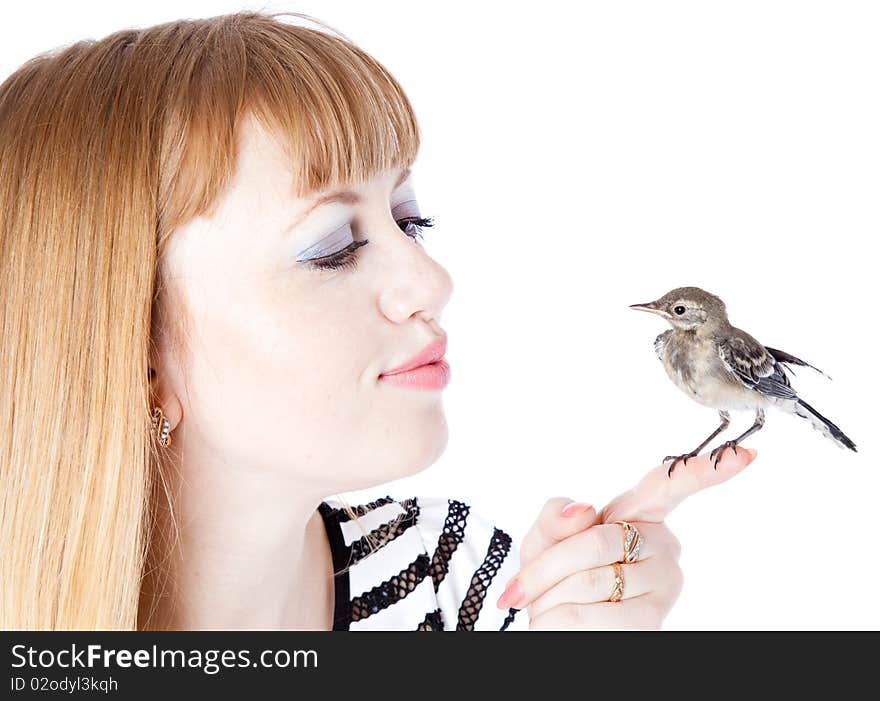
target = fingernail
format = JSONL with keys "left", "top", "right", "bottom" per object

{"left": 561, "top": 501, "right": 593, "bottom": 517}
{"left": 497, "top": 579, "right": 524, "bottom": 609}
{"left": 747, "top": 448, "right": 758, "bottom": 460}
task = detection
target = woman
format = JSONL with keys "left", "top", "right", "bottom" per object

{"left": 0, "top": 10, "right": 756, "bottom": 630}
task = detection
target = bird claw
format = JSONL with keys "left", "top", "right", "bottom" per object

{"left": 663, "top": 451, "right": 700, "bottom": 478}
{"left": 709, "top": 441, "right": 739, "bottom": 469}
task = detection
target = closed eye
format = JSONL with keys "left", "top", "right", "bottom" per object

{"left": 301, "top": 215, "right": 435, "bottom": 272}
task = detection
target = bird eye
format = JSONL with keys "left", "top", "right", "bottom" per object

{"left": 674, "top": 305, "right": 686, "bottom": 315}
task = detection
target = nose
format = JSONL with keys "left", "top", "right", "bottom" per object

{"left": 377, "top": 228, "right": 454, "bottom": 325}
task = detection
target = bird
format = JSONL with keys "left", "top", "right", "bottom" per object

{"left": 629, "top": 286, "right": 857, "bottom": 477}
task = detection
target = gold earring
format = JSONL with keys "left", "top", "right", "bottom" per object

{"left": 151, "top": 407, "right": 172, "bottom": 447}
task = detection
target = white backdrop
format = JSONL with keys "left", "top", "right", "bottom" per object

{"left": 4, "top": 1, "right": 877, "bottom": 630}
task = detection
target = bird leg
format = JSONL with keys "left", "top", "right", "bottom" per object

{"left": 709, "top": 408, "right": 765, "bottom": 469}
{"left": 664, "top": 411, "right": 731, "bottom": 477}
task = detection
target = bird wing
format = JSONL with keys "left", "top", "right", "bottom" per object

{"left": 654, "top": 330, "right": 672, "bottom": 360}
{"left": 763, "top": 346, "right": 832, "bottom": 380}
{"left": 716, "top": 333, "right": 799, "bottom": 400}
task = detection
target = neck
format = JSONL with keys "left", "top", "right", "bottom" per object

{"left": 139, "top": 439, "right": 336, "bottom": 630}
{"left": 696, "top": 318, "right": 729, "bottom": 337}
{"left": 672, "top": 318, "right": 729, "bottom": 338}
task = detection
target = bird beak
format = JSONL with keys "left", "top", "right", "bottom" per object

{"left": 629, "top": 301, "right": 672, "bottom": 318}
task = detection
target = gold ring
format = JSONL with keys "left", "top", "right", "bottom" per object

{"left": 609, "top": 562, "right": 624, "bottom": 602}
{"left": 614, "top": 520, "right": 643, "bottom": 564}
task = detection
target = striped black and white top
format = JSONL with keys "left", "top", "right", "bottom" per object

{"left": 317, "top": 495, "right": 527, "bottom": 631}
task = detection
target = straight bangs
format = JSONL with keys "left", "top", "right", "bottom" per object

{"left": 159, "top": 10, "right": 421, "bottom": 240}
{"left": 246, "top": 14, "right": 421, "bottom": 196}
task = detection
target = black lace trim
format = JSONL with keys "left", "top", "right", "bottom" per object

{"left": 321, "top": 496, "right": 518, "bottom": 631}
{"left": 349, "top": 497, "right": 420, "bottom": 565}
{"left": 500, "top": 607, "right": 519, "bottom": 631}
{"left": 456, "top": 527, "right": 513, "bottom": 631}
{"left": 336, "top": 495, "right": 396, "bottom": 523}
{"left": 428, "top": 499, "right": 469, "bottom": 592}
{"left": 350, "top": 553, "right": 431, "bottom": 623}
{"left": 416, "top": 608, "right": 445, "bottom": 631}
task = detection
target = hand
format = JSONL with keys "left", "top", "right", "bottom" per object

{"left": 497, "top": 447, "right": 758, "bottom": 629}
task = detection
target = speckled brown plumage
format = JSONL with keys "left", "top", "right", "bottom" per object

{"left": 631, "top": 286, "right": 856, "bottom": 477}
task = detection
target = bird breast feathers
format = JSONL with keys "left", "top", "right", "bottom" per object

{"left": 654, "top": 330, "right": 671, "bottom": 360}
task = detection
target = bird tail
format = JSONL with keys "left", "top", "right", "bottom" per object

{"left": 792, "top": 398, "right": 857, "bottom": 452}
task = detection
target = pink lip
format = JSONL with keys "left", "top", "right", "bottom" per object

{"left": 379, "top": 336, "right": 450, "bottom": 390}
{"left": 382, "top": 336, "right": 447, "bottom": 375}
{"left": 379, "top": 358, "right": 451, "bottom": 390}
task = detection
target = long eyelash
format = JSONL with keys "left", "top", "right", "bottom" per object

{"left": 305, "top": 239, "right": 368, "bottom": 271}
{"left": 397, "top": 215, "right": 435, "bottom": 240}
{"left": 305, "top": 215, "right": 435, "bottom": 272}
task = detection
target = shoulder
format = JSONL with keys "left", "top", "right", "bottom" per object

{"left": 323, "top": 495, "right": 528, "bottom": 631}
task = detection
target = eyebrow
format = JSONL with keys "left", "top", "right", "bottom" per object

{"left": 292, "top": 167, "right": 413, "bottom": 228}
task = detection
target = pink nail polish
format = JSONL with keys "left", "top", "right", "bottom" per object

{"left": 561, "top": 501, "right": 593, "bottom": 517}
{"left": 497, "top": 579, "right": 524, "bottom": 609}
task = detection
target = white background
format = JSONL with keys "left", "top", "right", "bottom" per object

{"left": 4, "top": 1, "right": 877, "bottom": 630}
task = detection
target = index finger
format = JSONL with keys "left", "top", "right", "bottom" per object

{"left": 599, "top": 446, "right": 757, "bottom": 524}
{"left": 499, "top": 521, "right": 672, "bottom": 610}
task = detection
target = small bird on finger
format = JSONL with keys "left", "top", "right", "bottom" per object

{"left": 630, "top": 286, "right": 857, "bottom": 477}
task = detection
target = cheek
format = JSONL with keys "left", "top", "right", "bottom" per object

{"left": 182, "top": 278, "right": 373, "bottom": 469}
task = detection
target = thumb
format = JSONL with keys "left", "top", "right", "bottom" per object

{"left": 599, "top": 446, "right": 758, "bottom": 524}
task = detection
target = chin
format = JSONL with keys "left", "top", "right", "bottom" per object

{"left": 393, "top": 416, "right": 449, "bottom": 480}
{"left": 350, "top": 416, "right": 449, "bottom": 491}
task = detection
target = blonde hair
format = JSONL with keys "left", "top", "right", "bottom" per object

{"left": 0, "top": 9, "right": 420, "bottom": 630}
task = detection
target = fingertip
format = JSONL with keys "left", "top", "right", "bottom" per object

{"left": 560, "top": 501, "right": 594, "bottom": 518}
{"left": 730, "top": 448, "right": 757, "bottom": 471}
{"left": 717, "top": 447, "right": 756, "bottom": 472}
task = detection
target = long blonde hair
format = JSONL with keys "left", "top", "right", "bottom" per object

{"left": 0, "top": 10, "right": 420, "bottom": 630}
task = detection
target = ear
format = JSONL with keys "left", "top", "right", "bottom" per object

{"left": 148, "top": 365, "right": 183, "bottom": 431}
